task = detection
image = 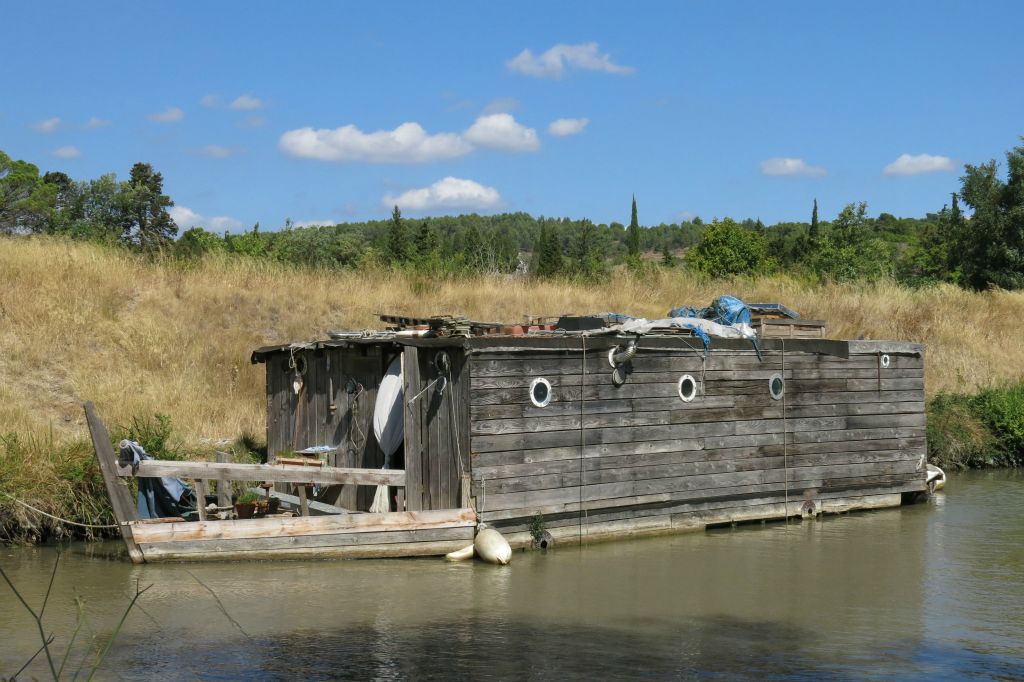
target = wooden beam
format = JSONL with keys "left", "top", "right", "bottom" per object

{"left": 114, "top": 460, "right": 406, "bottom": 487}
{"left": 83, "top": 402, "right": 144, "bottom": 564}
{"left": 248, "top": 488, "right": 348, "bottom": 515}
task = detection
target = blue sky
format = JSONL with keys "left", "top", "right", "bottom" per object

{"left": 2, "top": 1, "right": 1022, "bottom": 231}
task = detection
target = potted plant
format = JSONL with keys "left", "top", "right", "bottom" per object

{"left": 235, "top": 491, "right": 259, "bottom": 519}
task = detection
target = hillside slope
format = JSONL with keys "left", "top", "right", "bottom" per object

{"left": 3, "top": 237, "right": 1024, "bottom": 446}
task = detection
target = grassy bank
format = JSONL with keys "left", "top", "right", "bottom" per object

{"left": 2, "top": 237, "right": 1024, "bottom": 540}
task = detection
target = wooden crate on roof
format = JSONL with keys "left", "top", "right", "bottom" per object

{"left": 756, "top": 318, "right": 826, "bottom": 338}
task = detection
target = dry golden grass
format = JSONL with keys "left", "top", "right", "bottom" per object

{"left": 4, "top": 235, "right": 1024, "bottom": 537}
{"left": 3, "top": 236, "right": 1024, "bottom": 447}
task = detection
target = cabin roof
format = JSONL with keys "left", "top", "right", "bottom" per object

{"left": 251, "top": 333, "right": 923, "bottom": 363}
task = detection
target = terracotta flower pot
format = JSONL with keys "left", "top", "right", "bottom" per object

{"left": 234, "top": 502, "right": 256, "bottom": 519}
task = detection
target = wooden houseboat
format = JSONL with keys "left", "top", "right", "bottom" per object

{"left": 89, "top": 309, "right": 928, "bottom": 563}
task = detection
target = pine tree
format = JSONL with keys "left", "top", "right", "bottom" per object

{"left": 462, "top": 224, "right": 483, "bottom": 270}
{"left": 533, "top": 222, "right": 563, "bottom": 278}
{"left": 387, "top": 205, "right": 410, "bottom": 263}
{"left": 415, "top": 221, "right": 439, "bottom": 259}
{"left": 627, "top": 195, "right": 641, "bottom": 258}
{"left": 661, "top": 234, "right": 675, "bottom": 267}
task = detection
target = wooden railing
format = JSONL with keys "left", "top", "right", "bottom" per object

{"left": 85, "top": 401, "right": 403, "bottom": 529}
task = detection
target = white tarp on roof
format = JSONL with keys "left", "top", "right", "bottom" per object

{"left": 615, "top": 316, "right": 757, "bottom": 340}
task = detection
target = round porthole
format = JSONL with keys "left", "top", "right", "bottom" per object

{"left": 769, "top": 373, "right": 785, "bottom": 401}
{"left": 677, "top": 374, "right": 698, "bottom": 402}
{"left": 530, "top": 377, "right": 553, "bottom": 407}
{"left": 881, "top": 354, "right": 891, "bottom": 368}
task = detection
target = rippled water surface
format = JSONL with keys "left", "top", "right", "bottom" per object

{"left": 2, "top": 471, "right": 1022, "bottom": 680}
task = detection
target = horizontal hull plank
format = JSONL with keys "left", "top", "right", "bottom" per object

{"left": 469, "top": 377, "right": 924, "bottom": 404}
{"left": 131, "top": 507, "right": 477, "bottom": 544}
{"left": 470, "top": 353, "right": 921, "bottom": 378}
{"left": 470, "top": 390, "right": 924, "bottom": 420}
{"left": 470, "top": 401, "right": 925, "bottom": 436}
{"left": 488, "top": 485, "right": 912, "bottom": 534}
{"left": 478, "top": 462, "right": 922, "bottom": 513}
{"left": 470, "top": 413, "right": 927, "bottom": 453}
{"left": 477, "top": 473, "right": 924, "bottom": 521}
{"left": 139, "top": 526, "right": 473, "bottom": 556}
{"left": 474, "top": 458, "right": 922, "bottom": 500}
{"left": 469, "top": 368, "right": 923, "bottom": 391}
{"left": 472, "top": 445, "right": 925, "bottom": 485}
{"left": 139, "top": 538, "right": 473, "bottom": 562}
{"left": 470, "top": 434, "right": 926, "bottom": 471}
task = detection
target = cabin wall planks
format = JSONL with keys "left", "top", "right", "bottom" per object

{"left": 466, "top": 342, "right": 927, "bottom": 531}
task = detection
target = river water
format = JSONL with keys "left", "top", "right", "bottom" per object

{"left": 2, "top": 471, "right": 1022, "bottom": 680}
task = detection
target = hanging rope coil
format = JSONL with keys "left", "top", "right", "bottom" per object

{"left": 1, "top": 492, "right": 122, "bottom": 530}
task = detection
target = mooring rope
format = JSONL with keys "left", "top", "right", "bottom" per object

{"left": 578, "top": 335, "right": 588, "bottom": 543}
{"left": 782, "top": 339, "right": 790, "bottom": 523}
{"left": 0, "top": 492, "right": 121, "bottom": 529}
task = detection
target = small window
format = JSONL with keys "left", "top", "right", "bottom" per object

{"left": 880, "top": 354, "right": 891, "bottom": 368}
{"left": 677, "top": 374, "right": 698, "bottom": 402}
{"left": 769, "top": 373, "right": 785, "bottom": 401}
{"left": 530, "top": 378, "right": 552, "bottom": 407}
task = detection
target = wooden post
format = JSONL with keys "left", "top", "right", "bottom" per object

{"left": 297, "top": 484, "right": 310, "bottom": 516}
{"left": 83, "top": 402, "right": 144, "bottom": 564}
{"left": 194, "top": 480, "right": 208, "bottom": 521}
{"left": 216, "top": 451, "right": 233, "bottom": 507}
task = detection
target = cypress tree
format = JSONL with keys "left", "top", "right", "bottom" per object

{"left": 809, "top": 198, "right": 820, "bottom": 245}
{"left": 627, "top": 195, "right": 641, "bottom": 257}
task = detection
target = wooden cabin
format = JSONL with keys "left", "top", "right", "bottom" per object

{"left": 89, "top": 310, "right": 927, "bottom": 563}
{"left": 248, "top": 328, "right": 927, "bottom": 548}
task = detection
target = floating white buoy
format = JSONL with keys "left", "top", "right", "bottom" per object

{"left": 445, "top": 544, "right": 475, "bottom": 561}
{"left": 474, "top": 524, "right": 512, "bottom": 565}
{"left": 926, "top": 464, "right": 946, "bottom": 492}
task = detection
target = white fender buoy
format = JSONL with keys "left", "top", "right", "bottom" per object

{"left": 926, "top": 464, "right": 946, "bottom": 491}
{"left": 474, "top": 524, "right": 512, "bottom": 565}
{"left": 445, "top": 544, "right": 475, "bottom": 562}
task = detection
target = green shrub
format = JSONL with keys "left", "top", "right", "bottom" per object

{"left": 121, "top": 413, "right": 182, "bottom": 460}
{"left": 926, "top": 393, "right": 998, "bottom": 469}
{"left": 972, "top": 383, "right": 1024, "bottom": 467}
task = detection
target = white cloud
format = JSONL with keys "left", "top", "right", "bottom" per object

{"left": 32, "top": 117, "right": 62, "bottom": 133}
{"left": 84, "top": 116, "right": 111, "bottom": 129}
{"left": 230, "top": 93, "right": 264, "bottom": 110}
{"left": 51, "top": 146, "right": 81, "bottom": 159}
{"left": 482, "top": 97, "right": 520, "bottom": 115}
{"left": 169, "top": 206, "right": 202, "bottom": 228}
{"left": 760, "top": 157, "right": 827, "bottom": 177}
{"left": 384, "top": 177, "right": 502, "bottom": 212}
{"left": 279, "top": 122, "right": 472, "bottom": 163}
{"left": 464, "top": 113, "right": 539, "bottom": 152}
{"left": 194, "top": 144, "right": 240, "bottom": 158}
{"left": 280, "top": 114, "right": 541, "bottom": 162}
{"left": 148, "top": 106, "right": 184, "bottom": 123}
{"left": 200, "top": 94, "right": 221, "bottom": 108}
{"left": 208, "top": 215, "right": 244, "bottom": 231}
{"left": 548, "top": 117, "right": 589, "bottom": 137}
{"left": 292, "top": 219, "right": 335, "bottom": 228}
{"left": 170, "top": 205, "right": 243, "bottom": 232}
{"left": 507, "top": 42, "right": 634, "bottom": 78}
{"left": 883, "top": 153, "right": 954, "bottom": 176}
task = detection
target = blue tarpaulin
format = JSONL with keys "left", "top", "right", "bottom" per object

{"left": 118, "top": 440, "right": 195, "bottom": 519}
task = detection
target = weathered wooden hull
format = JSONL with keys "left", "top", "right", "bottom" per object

{"left": 129, "top": 508, "right": 477, "bottom": 563}
{"left": 465, "top": 339, "right": 929, "bottom": 540}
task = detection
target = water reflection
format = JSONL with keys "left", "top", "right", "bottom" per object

{"left": 2, "top": 472, "right": 1022, "bottom": 680}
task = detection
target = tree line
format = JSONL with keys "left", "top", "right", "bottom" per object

{"left": 2, "top": 138, "right": 1023, "bottom": 288}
